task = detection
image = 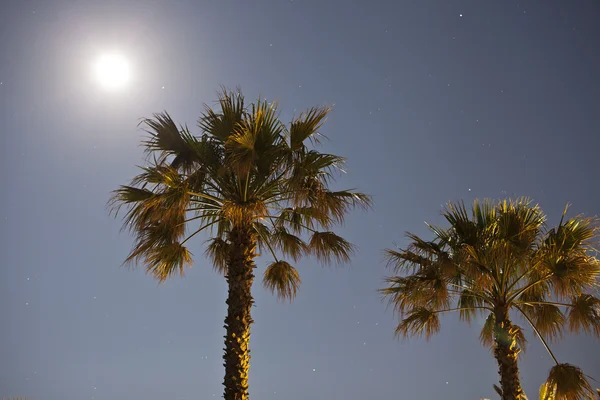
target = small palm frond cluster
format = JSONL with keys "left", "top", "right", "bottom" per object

{"left": 380, "top": 198, "right": 600, "bottom": 398}
{"left": 109, "top": 88, "right": 371, "bottom": 300}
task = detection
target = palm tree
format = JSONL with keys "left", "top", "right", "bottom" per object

{"left": 109, "top": 88, "right": 371, "bottom": 400}
{"left": 379, "top": 198, "right": 600, "bottom": 400}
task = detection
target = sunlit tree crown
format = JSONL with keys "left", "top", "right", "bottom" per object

{"left": 109, "top": 88, "right": 371, "bottom": 299}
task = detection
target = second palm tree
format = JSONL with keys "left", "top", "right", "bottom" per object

{"left": 380, "top": 198, "right": 599, "bottom": 400}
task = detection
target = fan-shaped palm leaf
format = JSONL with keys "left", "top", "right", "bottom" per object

{"left": 540, "top": 363, "right": 594, "bottom": 400}
{"left": 263, "top": 260, "right": 301, "bottom": 302}
{"left": 289, "top": 106, "right": 331, "bottom": 151}
{"left": 522, "top": 304, "right": 565, "bottom": 342}
{"left": 308, "top": 231, "right": 355, "bottom": 264}
{"left": 205, "top": 237, "right": 230, "bottom": 275}
{"left": 567, "top": 294, "right": 600, "bottom": 335}
{"left": 395, "top": 307, "right": 440, "bottom": 340}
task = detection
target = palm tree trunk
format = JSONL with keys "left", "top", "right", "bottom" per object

{"left": 493, "top": 308, "right": 525, "bottom": 400}
{"left": 222, "top": 225, "right": 257, "bottom": 400}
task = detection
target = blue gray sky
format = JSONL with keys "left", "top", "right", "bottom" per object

{"left": 1, "top": 1, "right": 599, "bottom": 399}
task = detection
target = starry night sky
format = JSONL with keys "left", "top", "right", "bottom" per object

{"left": 1, "top": 1, "right": 599, "bottom": 399}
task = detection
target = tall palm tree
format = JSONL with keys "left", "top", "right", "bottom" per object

{"left": 109, "top": 88, "right": 371, "bottom": 400}
{"left": 380, "top": 198, "right": 600, "bottom": 400}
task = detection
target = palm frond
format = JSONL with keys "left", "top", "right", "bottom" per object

{"left": 496, "top": 198, "right": 544, "bottom": 248}
{"left": 289, "top": 151, "right": 346, "bottom": 185}
{"left": 224, "top": 116, "right": 260, "bottom": 175}
{"left": 314, "top": 190, "right": 372, "bottom": 226}
{"left": 198, "top": 87, "right": 245, "bottom": 142}
{"left": 426, "top": 223, "right": 453, "bottom": 246}
{"left": 540, "top": 363, "right": 594, "bottom": 400}
{"left": 183, "top": 134, "right": 224, "bottom": 177}
{"left": 140, "top": 112, "right": 185, "bottom": 152}
{"left": 516, "top": 269, "right": 551, "bottom": 304}
{"left": 116, "top": 187, "right": 189, "bottom": 236}
{"left": 395, "top": 307, "right": 440, "bottom": 340}
{"left": 252, "top": 221, "right": 272, "bottom": 256}
{"left": 246, "top": 98, "right": 285, "bottom": 158}
{"left": 380, "top": 274, "right": 450, "bottom": 314}
{"left": 522, "top": 303, "right": 565, "bottom": 342}
{"left": 289, "top": 105, "right": 331, "bottom": 151}
{"left": 458, "top": 289, "right": 485, "bottom": 322}
{"left": 308, "top": 231, "right": 355, "bottom": 265}
{"left": 143, "top": 242, "right": 193, "bottom": 283}
{"left": 544, "top": 255, "right": 600, "bottom": 299}
{"left": 107, "top": 185, "right": 157, "bottom": 223}
{"left": 384, "top": 248, "right": 430, "bottom": 274}
{"left": 442, "top": 200, "right": 480, "bottom": 246}
{"left": 541, "top": 215, "right": 600, "bottom": 298}
{"left": 276, "top": 206, "right": 324, "bottom": 233}
{"left": 140, "top": 112, "right": 199, "bottom": 169}
{"left": 108, "top": 185, "right": 154, "bottom": 208}
{"left": 270, "top": 227, "right": 308, "bottom": 261}
{"left": 131, "top": 163, "right": 183, "bottom": 188}
{"left": 461, "top": 244, "right": 496, "bottom": 289}
{"left": 545, "top": 215, "right": 597, "bottom": 254}
{"left": 472, "top": 198, "right": 497, "bottom": 230}
{"left": 567, "top": 294, "right": 600, "bottom": 336}
{"left": 204, "top": 237, "right": 230, "bottom": 275}
{"left": 479, "top": 312, "right": 496, "bottom": 348}
{"left": 263, "top": 260, "right": 301, "bottom": 302}
{"left": 406, "top": 232, "right": 445, "bottom": 258}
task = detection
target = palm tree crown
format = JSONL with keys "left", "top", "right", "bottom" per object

{"left": 109, "top": 88, "right": 371, "bottom": 399}
{"left": 110, "top": 88, "right": 370, "bottom": 289}
{"left": 380, "top": 198, "right": 600, "bottom": 400}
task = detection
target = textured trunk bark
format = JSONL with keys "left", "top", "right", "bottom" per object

{"left": 222, "top": 225, "right": 257, "bottom": 400}
{"left": 493, "top": 308, "right": 525, "bottom": 400}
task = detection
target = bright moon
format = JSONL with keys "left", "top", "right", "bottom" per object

{"left": 93, "top": 53, "right": 131, "bottom": 90}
